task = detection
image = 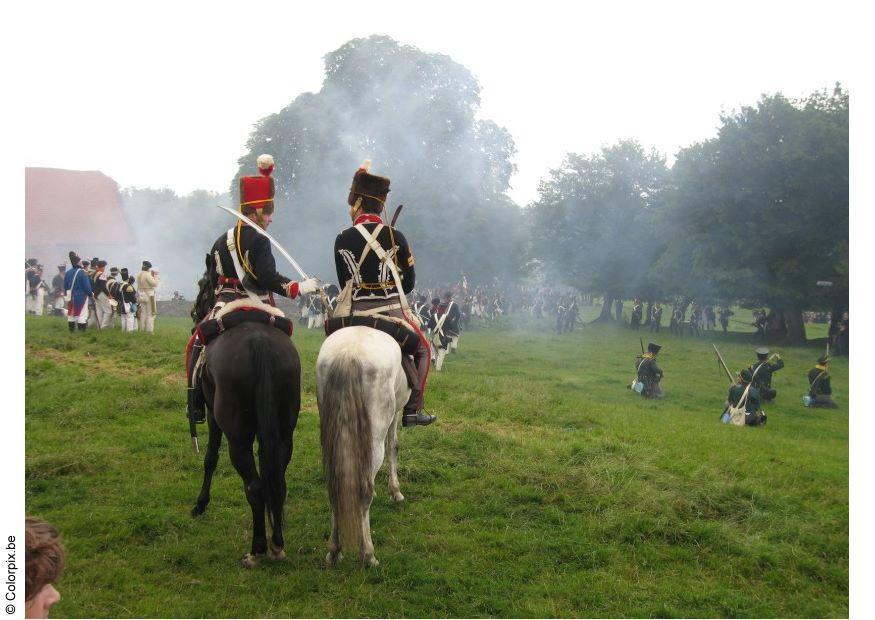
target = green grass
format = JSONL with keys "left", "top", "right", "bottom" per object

{"left": 25, "top": 314, "right": 848, "bottom": 618}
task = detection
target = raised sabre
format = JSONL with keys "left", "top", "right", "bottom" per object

{"left": 217, "top": 205, "right": 335, "bottom": 317}
{"left": 217, "top": 204, "right": 310, "bottom": 280}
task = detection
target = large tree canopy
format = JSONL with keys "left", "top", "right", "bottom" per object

{"left": 234, "top": 35, "right": 523, "bottom": 287}
{"left": 530, "top": 141, "right": 670, "bottom": 319}
{"left": 528, "top": 86, "right": 848, "bottom": 342}
{"left": 667, "top": 86, "right": 848, "bottom": 342}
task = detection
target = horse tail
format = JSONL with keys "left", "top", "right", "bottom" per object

{"left": 251, "top": 334, "right": 284, "bottom": 533}
{"left": 320, "top": 352, "right": 372, "bottom": 551}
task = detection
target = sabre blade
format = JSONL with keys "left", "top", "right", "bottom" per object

{"left": 216, "top": 205, "right": 310, "bottom": 280}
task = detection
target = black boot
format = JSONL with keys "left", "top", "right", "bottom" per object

{"left": 402, "top": 407, "right": 436, "bottom": 427}
{"left": 77, "top": 323, "right": 86, "bottom": 331}
{"left": 187, "top": 341, "right": 206, "bottom": 424}
{"left": 68, "top": 321, "right": 75, "bottom": 333}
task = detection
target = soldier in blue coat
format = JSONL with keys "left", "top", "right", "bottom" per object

{"left": 64, "top": 252, "right": 94, "bottom": 332}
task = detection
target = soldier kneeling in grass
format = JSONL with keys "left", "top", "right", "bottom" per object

{"left": 723, "top": 368, "right": 767, "bottom": 426}
{"left": 805, "top": 354, "right": 838, "bottom": 409}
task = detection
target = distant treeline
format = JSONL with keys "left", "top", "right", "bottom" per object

{"left": 118, "top": 36, "right": 846, "bottom": 344}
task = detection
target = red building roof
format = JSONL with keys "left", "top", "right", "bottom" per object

{"left": 25, "top": 167, "right": 135, "bottom": 247}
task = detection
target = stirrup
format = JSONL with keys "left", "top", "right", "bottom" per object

{"left": 187, "top": 387, "right": 206, "bottom": 424}
{"left": 402, "top": 409, "right": 436, "bottom": 427}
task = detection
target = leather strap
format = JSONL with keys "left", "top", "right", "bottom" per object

{"left": 354, "top": 223, "right": 409, "bottom": 311}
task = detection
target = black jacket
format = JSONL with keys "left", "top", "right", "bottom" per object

{"left": 208, "top": 223, "right": 291, "bottom": 297}
{"left": 334, "top": 219, "right": 415, "bottom": 300}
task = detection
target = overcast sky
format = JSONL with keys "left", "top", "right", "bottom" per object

{"left": 15, "top": 0, "right": 854, "bottom": 206}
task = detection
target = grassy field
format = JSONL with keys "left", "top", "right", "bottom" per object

{"left": 24, "top": 312, "right": 847, "bottom": 618}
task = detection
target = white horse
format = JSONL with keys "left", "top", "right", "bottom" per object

{"left": 316, "top": 326, "right": 410, "bottom": 567}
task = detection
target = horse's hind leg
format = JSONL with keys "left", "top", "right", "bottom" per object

{"left": 361, "top": 504, "right": 379, "bottom": 568}
{"left": 228, "top": 439, "right": 268, "bottom": 567}
{"left": 326, "top": 511, "right": 343, "bottom": 567}
{"left": 267, "top": 435, "right": 292, "bottom": 561}
{"left": 191, "top": 411, "right": 223, "bottom": 517}
{"left": 361, "top": 440, "right": 385, "bottom": 567}
{"left": 386, "top": 414, "right": 404, "bottom": 502}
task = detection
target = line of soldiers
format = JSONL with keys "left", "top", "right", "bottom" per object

{"left": 630, "top": 343, "right": 839, "bottom": 423}
{"left": 28, "top": 253, "right": 160, "bottom": 333}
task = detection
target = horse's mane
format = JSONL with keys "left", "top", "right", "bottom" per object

{"left": 191, "top": 274, "right": 214, "bottom": 324}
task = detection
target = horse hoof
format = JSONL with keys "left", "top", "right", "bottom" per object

{"left": 269, "top": 547, "right": 286, "bottom": 560}
{"left": 241, "top": 554, "right": 260, "bottom": 569}
{"left": 190, "top": 504, "right": 206, "bottom": 518}
{"left": 326, "top": 551, "right": 343, "bottom": 567}
{"left": 391, "top": 492, "right": 405, "bottom": 502}
{"left": 364, "top": 555, "right": 380, "bottom": 568}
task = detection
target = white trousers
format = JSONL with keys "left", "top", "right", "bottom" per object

{"left": 95, "top": 296, "right": 113, "bottom": 328}
{"left": 138, "top": 297, "right": 155, "bottom": 332}
{"left": 121, "top": 314, "right": 136, "bottom": 332}
{"left": 68, "top": 302, "right": 89, "bottom": 325}
{"left": 28, "top": 289, "right": 46, "bottom": 315}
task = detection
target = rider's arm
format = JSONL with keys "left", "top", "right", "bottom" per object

{"left": 249, "top": 234, "right": 291, "bottom": 297}
{"left": 334, "top": 232, "right": 350, "bottom": 289}
{"left": 393, "top": 229, "right": 416, "bottom": 292}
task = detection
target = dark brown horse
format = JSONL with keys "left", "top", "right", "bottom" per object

{"left": 190, "top": 276, "right": 301, "bottom": 567}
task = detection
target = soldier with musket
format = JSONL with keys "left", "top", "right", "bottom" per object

{"left": 748, "top": 347, "right": 783, "bottom": 401}
{"left": 185, "top": 154, "right": 320, "bottom": 424}
{"left": 50, "top": 264, "right": 67, "bottom": 316}
{"left": 333, "top": 162, "right": 435, "bottom": 427}
{"left": 633, "top": 342, "right": 664, "bottom": 398}
{"left": 806, "top": 354, "right": 838, "bottom": 408}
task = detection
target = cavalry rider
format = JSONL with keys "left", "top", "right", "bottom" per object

{"left": 186, "top": 154, "right": 319, "bottom": 424}
{"left": 333, "top": 161, "right": 436, "bottom": 427}
{"left": 748, "top": 347, "right": 783, "bottom": 401}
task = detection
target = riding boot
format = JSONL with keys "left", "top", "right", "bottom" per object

{"left": 402, "top": 405, "right": 436, "bottom": 427}
{"left": 187, "top": 340, "right": 206, "bottom": 424}
{"left": 68, "top": 321, "right": 75, "bottom": 333}
{"left": 77, "top": 323, "right": 86, "bottom": 331}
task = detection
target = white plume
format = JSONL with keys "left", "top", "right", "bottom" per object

{"left": 257, "top": 153, "right": 275, "bottom": 169}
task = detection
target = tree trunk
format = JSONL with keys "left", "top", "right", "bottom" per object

{"left": 592, "top": 293, "right": 615, "bottom": 323}
{"left": 783, "top": 307, "right": 807, "bottom": 345}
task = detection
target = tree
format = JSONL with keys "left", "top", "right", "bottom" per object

{"left": 233, "top": 35, "right": 523, "bottom": 286}
{"left": 530, "top": 141, "right": 670, "bottom": 321}
{"left": 668, "top": 85, "right": 848, "bottom": 343}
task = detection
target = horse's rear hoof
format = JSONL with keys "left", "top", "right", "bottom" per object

{"left": 391, "top": 491, "right": 405, "bottom": 502}
{"left": 326, "top": 551, "right": 343, "bottom": 567}
{"left": 364, "top": 555, "right": 379, "bottom": 568}
{"left": 241, "top": 553, "right": 261, "bottom": 569}
{"left": 269, "top": 547, "right": 286, "bottom": 561}
{"left": 191, "top": 504, "right": 206, "bottom": 517}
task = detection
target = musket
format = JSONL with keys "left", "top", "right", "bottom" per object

{"left": 712, "top": 343, "right": 735, "bottom": 384}
{"left": 639, "top": 338, "right": 644, "bottom": 354}
{"left": 390, "top": 204, "right": 404, "bottom": 227}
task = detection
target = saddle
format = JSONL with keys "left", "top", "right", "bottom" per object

{"left": 195, "top": 299, "right": 293, "bottom": 347}
{"left": 324, "top": 314, "right": 420, "bottom": 357}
